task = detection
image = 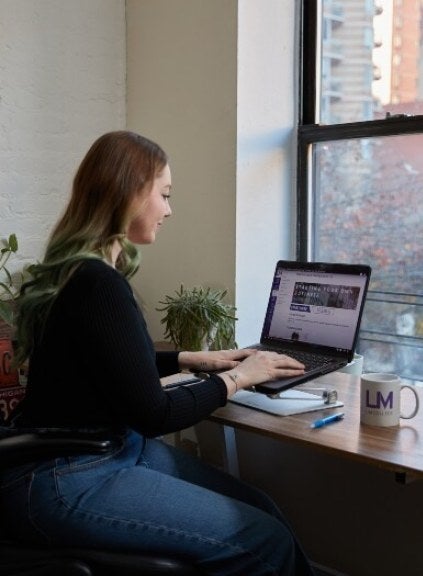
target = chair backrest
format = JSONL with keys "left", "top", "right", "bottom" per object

{"left": 0, "top": 429, "right": 120, "bottom": 469}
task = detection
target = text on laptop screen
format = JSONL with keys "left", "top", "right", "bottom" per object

{"left": 262, "top": 266, "right": 369, "bottom": 352}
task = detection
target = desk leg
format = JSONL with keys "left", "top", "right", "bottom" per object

{"left": 222, "top": 425, "right": 240, "bottom": 478}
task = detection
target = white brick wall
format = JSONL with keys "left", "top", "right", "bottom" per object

{"left": 0, "top": 0, "right": 126, "bottom": 271}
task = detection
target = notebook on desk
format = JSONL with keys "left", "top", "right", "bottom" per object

{"left": 230, "top": 388, "right": 344, "bottom": 416}
{"left": 247, "top": 260, "right": 371, "bottom": 394}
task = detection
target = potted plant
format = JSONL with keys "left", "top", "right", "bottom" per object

{"left": 0, "top": 234, "right": 27, "bottom": 396}
{"left": 157, "top": 285, "right": 237, "bottom": 351}
{"left": 0, "top": 233, "right": 21, "bottom": 329}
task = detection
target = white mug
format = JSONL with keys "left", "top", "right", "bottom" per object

{"left": 360, "top": 372, "right": 419, "bottom": 427}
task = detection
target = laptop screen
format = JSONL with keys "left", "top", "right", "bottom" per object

{"left": 260, "top": 261, "right": 371, "bottom": 357}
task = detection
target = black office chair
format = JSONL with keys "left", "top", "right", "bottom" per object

{"left": 0, "top": 429, "right": 203, "bottom": 576}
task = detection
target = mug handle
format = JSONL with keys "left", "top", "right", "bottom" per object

{"left": 400, "top": 385, "right": 420, "bottom": 419}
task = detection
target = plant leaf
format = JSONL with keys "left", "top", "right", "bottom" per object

{"left": 0, "top": 300, "right": 14, "bottom": 325}
{"left": 8, "top": 234, "right": 18, "bottom": 252}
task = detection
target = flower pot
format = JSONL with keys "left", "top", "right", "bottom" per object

{"left": 0, "top": 338, "right": 19, "bottom": 388}
{"left": 0, "top": 338, "right": 26, "bottom": 422}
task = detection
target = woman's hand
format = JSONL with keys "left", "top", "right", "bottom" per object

{"left": 178, "top": 349, "right": 255, "bottom": 373}
{"left": 218, "top": 351, "right": 305, "bottom": 397}
{"left": 178, "top": 349, "right": 305, "bottom": 398}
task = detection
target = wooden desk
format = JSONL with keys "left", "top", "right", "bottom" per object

{"left": 163, "top": 371, "right": 423, "bottom": 574}
{"left": 209, "top": 371, "right": 423, "bottom": 481}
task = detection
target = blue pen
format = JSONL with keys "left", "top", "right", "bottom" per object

{"left": 310, "top": 412, "right": 345, "bottom": 429}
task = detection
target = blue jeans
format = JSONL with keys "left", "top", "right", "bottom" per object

{"left": 0, "top": 429, "right": 315, "bottom": 576}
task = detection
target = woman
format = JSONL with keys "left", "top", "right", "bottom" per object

{"left": 1, "top": 131, "right": 314, "bottom": 575}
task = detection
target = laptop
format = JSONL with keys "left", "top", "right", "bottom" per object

{"left": 250, "top": 260, "right": 371, "bottom": 394}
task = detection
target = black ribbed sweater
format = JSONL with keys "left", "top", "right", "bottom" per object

{"left": 13, "top": 260, "right": 227, "bottom": 437}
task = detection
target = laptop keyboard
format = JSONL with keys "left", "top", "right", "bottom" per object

{"left": 254, "top": 346, "right": 334, "bottom": 372}
{"left": 279, "top": 350, "right": 333, "bottom": 372}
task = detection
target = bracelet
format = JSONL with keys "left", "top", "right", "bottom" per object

{"left": 228, "top": 373, "right": 239, "bottom": 393}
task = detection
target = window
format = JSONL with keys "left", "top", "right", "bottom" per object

{"left": 298, "top": 0, "right": 423, "bottom": 383}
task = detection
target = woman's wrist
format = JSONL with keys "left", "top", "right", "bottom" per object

{"left": 220, "top": 371, "right": 242, "bottom": 397}
{"left": 227, "top": 372, "right": 240, "bottom": 392}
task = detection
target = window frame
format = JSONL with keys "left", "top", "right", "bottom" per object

{"left": 297, "top": 0, "right": 423, "bottom": 262}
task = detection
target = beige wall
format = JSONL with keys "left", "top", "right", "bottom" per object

{"left": 126, "top": 0, "right": 238, "bottom": 341}
{"left": 3, "top": 0, "right": 299, "bottom": 346}
{"left": 0, "top": 0, "right": 126, "bottom": 269}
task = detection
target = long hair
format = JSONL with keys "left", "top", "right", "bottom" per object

{"left": 15, "top": 131, "right": 168, "bottom": 364}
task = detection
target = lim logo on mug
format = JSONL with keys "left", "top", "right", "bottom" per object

{"left": 365, "top": 390, "right": 393, "bottom": 411}
{"left": 360, "top": 373, "right": 419, "bottom": 427}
